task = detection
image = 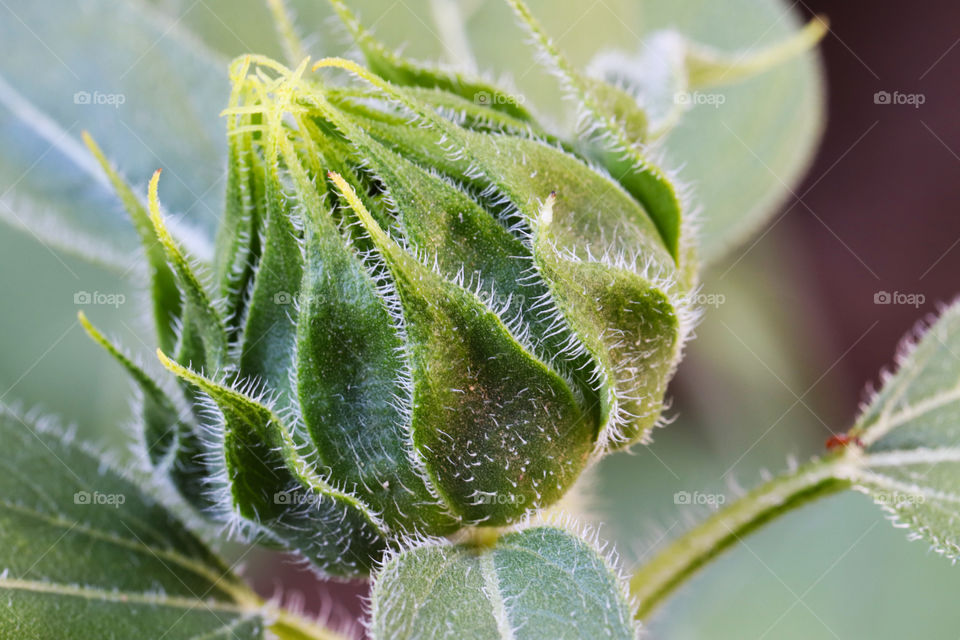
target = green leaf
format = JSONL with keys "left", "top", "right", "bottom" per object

{"left": 82, "top": 133, "right": 182, "bottom": 353}
{"left": 0, "top": 404, "right": 267, "bottom": 639}
{"left": 846, "top": 302, "right": 960, "bottom": 559}
{"left": 0, "top": 0, "right": 226, "bottom": 267}
{"left": 588, "top": 17, "right": 828, "bottom": 141}
{"left": 618, "top": 0, "right": 825, "bottom": 264}
{"left": 370, "top": 526, "right": 637, "bottom": 640}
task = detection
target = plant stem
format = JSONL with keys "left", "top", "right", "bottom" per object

{"left": 221, "top": 573, "right": 351, "bottom": 640}
{"left": 630, "top": 455, "right": 853, "bottom": 620}
{"left": 267, "top": 604, "right": 352, "bottom": 640}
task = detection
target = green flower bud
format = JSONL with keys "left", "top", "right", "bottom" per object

{"left": 81, "top": 1, "right": 699, "bottom": 576}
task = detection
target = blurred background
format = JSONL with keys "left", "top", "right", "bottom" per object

{"left": 1, "top": 0, "right": 958, "bottom": 637}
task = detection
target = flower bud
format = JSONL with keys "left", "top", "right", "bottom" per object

{"left": 82, "top": 2, "right": 696, "bottom": 576}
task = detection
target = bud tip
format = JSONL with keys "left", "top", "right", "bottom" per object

{"left": 541, "top": 191, "right": 556, "bottom": 225}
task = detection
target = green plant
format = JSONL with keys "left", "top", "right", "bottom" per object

{"left": 2, "top": 1, "right": 957, "bottom": 638}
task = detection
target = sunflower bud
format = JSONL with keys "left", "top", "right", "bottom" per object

{"left": 81, "top": 1, "right": 698, "bottom": 576}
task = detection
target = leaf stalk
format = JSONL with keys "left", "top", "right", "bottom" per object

{"left": 630, "top": 454, "right": 853, "bottom": 619}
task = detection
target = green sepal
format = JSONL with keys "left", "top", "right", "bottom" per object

{"left": 310, "top": 63, "right": 675, "bottom": 279}
{"left": 76, "top": 312, "right": 214, "bottom": 511}
{"left": 236, "top": 110, "right": 305, "bottom": 414}
{"left": 315, "top": 58, "right": 685, "bottom": 448}
{"left": 331, "top": 173, "right": 593, "bottom": 525}
{"left": 534, "top": 197, "right": 683, "bottom": 448}
{"left": 78, "top": 312, "right": 180, "bottom": 468}
{"left": 158, "top": 350, "right": 388, "bottom": 576}
{"left": 215, "top": 56, "right": 266, "bottom": 334}
{"left": 331, "top": 84, "right": 546, "bottom": 141}
{"left": 262, "top": 128, "right": 462, "bottom": 536}
{"left": 310, "top": 89, "right": 598, "bottom": 405}
{"left": 82, "top": 132, "right": 182, "bottom": 353}
{"left": 146, "top": 171, "right": 228, "bottom": 373}
{"left": 581, "top": 77, "right": 649, "bottom": 144}
{"left": 505, "top": 0, "right": 683, "bottom": 262}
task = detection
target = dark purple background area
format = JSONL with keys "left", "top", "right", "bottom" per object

{"left": 784, "top": 0, "right": 960, "bottom": 414}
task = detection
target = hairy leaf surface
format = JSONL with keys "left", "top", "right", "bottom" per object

{"left": 848, "top": 303, "right": 960, "bottom": 558}
{"left": 0, "top": 405, "right": 267, "bottom": 639}
{"left": 370, "top": 526, "right": 637, "bottom": 640}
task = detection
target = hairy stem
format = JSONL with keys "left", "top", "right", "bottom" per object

{"left": 630, "top": 455, "right": 853, "bottom": 620}
{"left": 268, "top": 606, "right": 351, "bottom": 640}
{"left": 221, "top": 573, "right": 350, "bottom": 640}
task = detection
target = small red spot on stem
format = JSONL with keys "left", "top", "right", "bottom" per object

{"left": 825, "top": 434, "right": 862, "bottom": 450}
